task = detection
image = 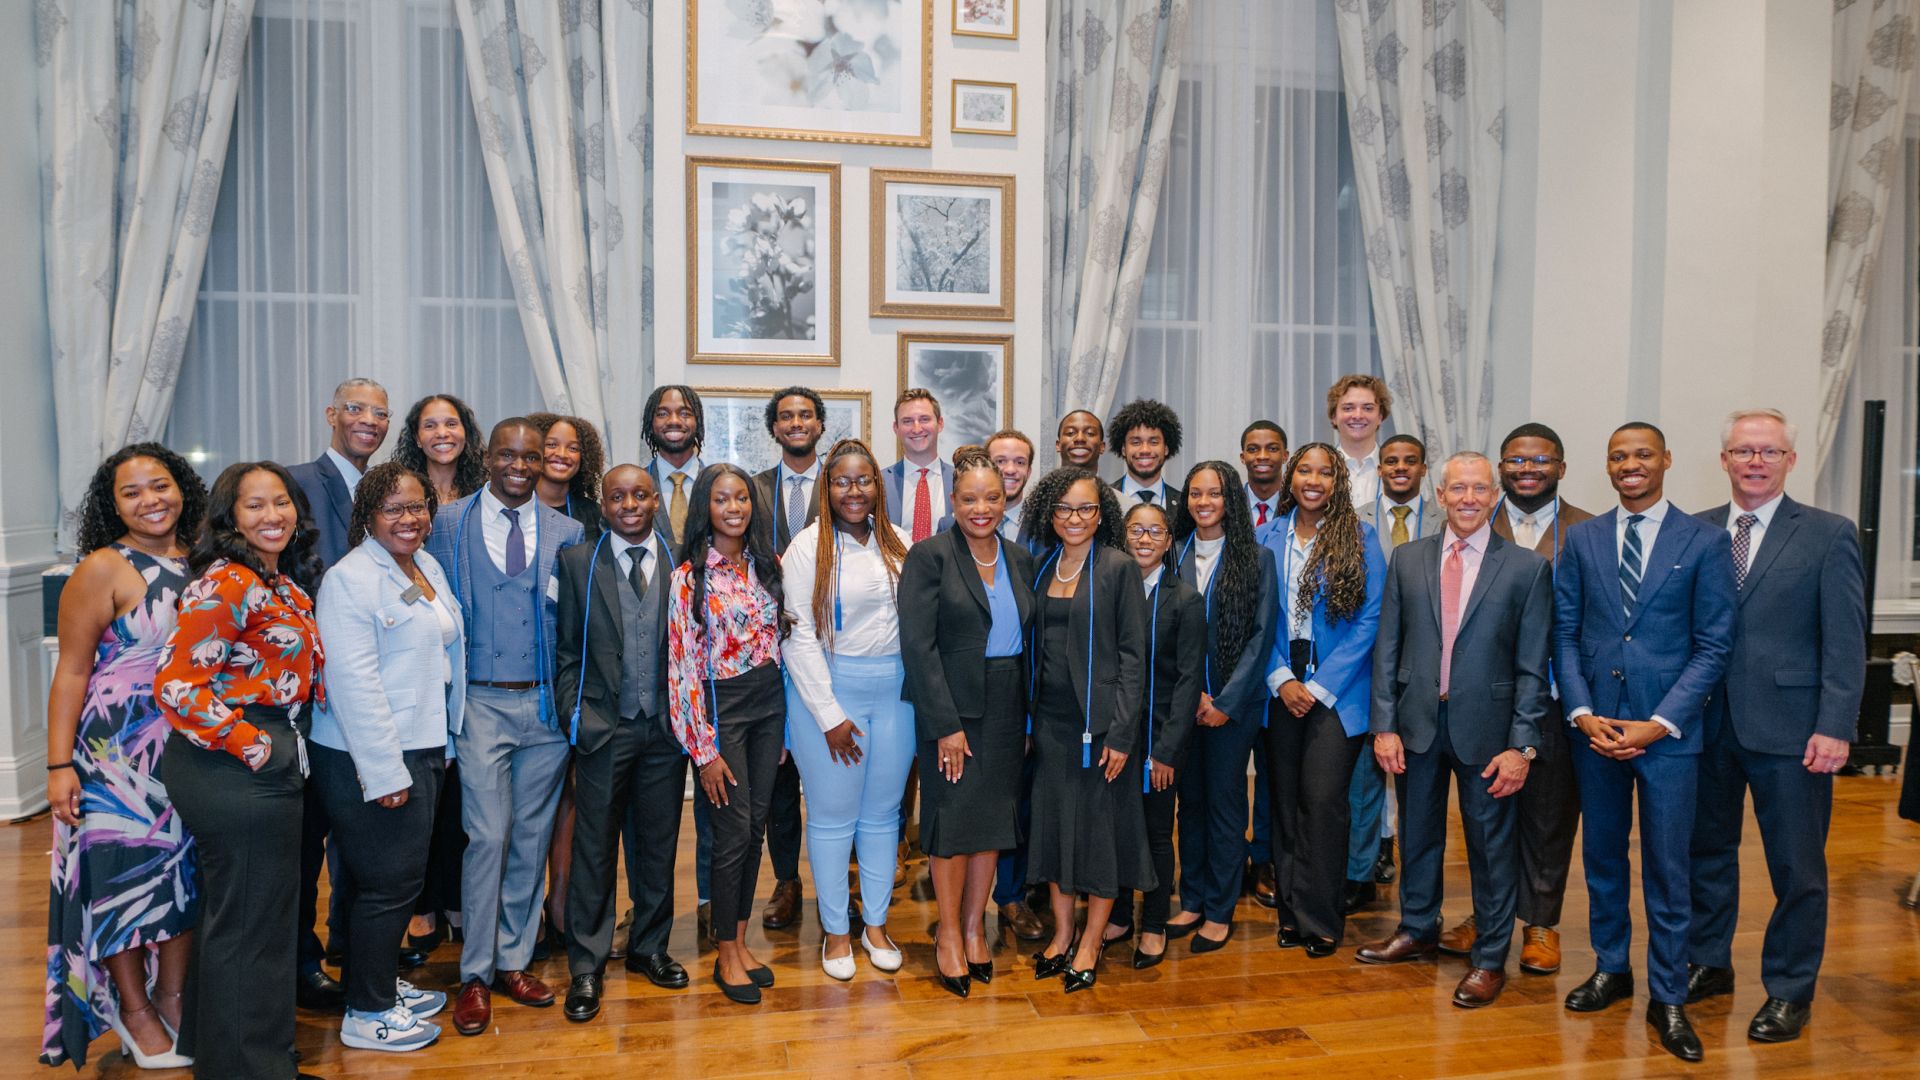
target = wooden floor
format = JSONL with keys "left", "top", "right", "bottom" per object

{"left": 7, "top": 774, "right": 1920, "bottom": 1079}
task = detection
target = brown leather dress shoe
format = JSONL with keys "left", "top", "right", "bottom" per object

{"left": 762, "top": 879, "right": 803, "bottom": 930}
{"left": 1437, "top": 914, "right": 1477, "bottom": 957}
{"left": 493, "top": 969, "right": 556, "bottom": 1007}
{"left": 1252, "top": 862, "right": 1278, "bottom": 909}
{"left": 452, "top": 978, "right": 491, "bottom": 1036}
{"left": 1453, "top": 967, "right": 1506, "bottom": 1008}
{"left": 1519, "top": 925, "right": 1561, "bottom": 974}
{"left": 999, "top": 902, "right": 1047, "bottom": 942}
{"left": 1356, "top": 929, "right": 1438, "bottom": 965}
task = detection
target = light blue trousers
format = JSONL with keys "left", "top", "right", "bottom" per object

{"left": 783, "top": 655, "right": 917, "bottom": 936}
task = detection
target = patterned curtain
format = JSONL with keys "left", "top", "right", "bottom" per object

{"left": 37, "top": 0, "right": 254, "bottom": 548}
{"left": 1818, "top": 0, "right": 1916, "bottom": 465}
{"left": 452, "top": 0, "right": 653, "bottom": 457}
{"left": 1333, "top": 0, "right": 1503, "bottom": 458}
{"left": 1045, "top": 0, "right": 1191, "bottom": 444}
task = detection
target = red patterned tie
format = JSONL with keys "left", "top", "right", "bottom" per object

{"left": 1439, "top": 538, "right": 1466, "bottom": 696}
{"left": 1256, "top": 501, "right": 1268, "bottom": 527}
{"left": 912, "top": 467, "right": 932, "bottom": 542}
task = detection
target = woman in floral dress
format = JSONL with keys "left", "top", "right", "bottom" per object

{"left": 42, "top": 444, "right": 207, "bottom": 1069}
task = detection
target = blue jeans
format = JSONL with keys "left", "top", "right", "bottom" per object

{"left": 784, "top": 655, "right": 917, "bottom": 936}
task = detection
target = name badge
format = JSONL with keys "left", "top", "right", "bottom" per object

{"left": 401, "top": 583, "right": 425, "bottom": 604}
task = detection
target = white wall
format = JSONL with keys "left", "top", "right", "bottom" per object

{"left": 651, "top": 1, "right": 1049, "bottom": 458}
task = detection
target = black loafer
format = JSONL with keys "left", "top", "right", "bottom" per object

{"left": 1748, "top": 997, "right": 1811, "bottom": 1043}
{"left": 563, "top": 973, "right": 602, "bottom": 1023}
{"left": 1303, "top": 937, "right": 1338, "bottom": 959}
{"left": 625, "top": 952, "right": 690, "bottom": 990}
{"left": 712, "top": 961, "right": 761, "bottom": 1005}
{"left": 1276, "top": 925, "right": 1303, "bottom": 949}
{"left": 1647, "top": 1001, "right": 1703, "bottom": 1062}
{"left": 1565, "top": 969, "right": 1635, "bottom": 1012}
{"left": 295, "top": 968, "right": 345, "bottom": 1012}
{"left": 1033, "top": 949, "right": 1071, "bottom": 979}
{"left": 1685, "top": 963, "right": 1736, "bottom": 1004}
{"left": 1190, "top": 927, "right": 1232, "bottom": 954}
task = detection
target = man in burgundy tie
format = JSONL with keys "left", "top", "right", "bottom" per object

{"left": 1356, "top": 452, "right": 1551, "bottom": 1010}
{"left": 1241, "top": 420, "right": 1288, "bottom": 529}
{"left": 883, "top": 389, "right": 951, "bottom": 543}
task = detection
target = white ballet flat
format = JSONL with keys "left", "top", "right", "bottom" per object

{"left": 822, "top": 940, "right": 858, "bottom": 981}
{"left": 859, "top": 929, "right": 903, "bottom": 973}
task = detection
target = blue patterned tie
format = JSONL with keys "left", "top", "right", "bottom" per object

{"left": 1620, "top": 513, "right": 1645, "bottom": 619}
{"left": 503, "top": 506, "right": 527, "bottom": 576}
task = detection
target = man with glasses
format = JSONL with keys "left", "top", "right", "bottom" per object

{"left": 1437, "top": 423, "right": 1593, "bottom": 978}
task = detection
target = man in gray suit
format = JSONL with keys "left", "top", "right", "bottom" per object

{"left": 1686, "top": 409, "right": 1865, "bottom": 1044}
{"left": 1357, "top": 451, "right": 1552, "bottom": 1010}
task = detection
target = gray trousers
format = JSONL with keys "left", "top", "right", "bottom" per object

{"left": 456, "top": 686, "right": 570, "bottom": 983}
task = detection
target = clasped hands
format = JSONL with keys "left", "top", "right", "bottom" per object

{"left": 1575, "top": 713, "right": 1667, "bottom": 760}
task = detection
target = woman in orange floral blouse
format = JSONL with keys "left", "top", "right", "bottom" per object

{"left": 156, "top": 461, "right": 324, "bottom": 1080}
{"left": 666, "top": 463, "right": 790, "bottom": 1005}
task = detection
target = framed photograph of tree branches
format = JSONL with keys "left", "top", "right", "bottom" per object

{"left": 870, "top": 168, "right": 1014, "bottom": 320}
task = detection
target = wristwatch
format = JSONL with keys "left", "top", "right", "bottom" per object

{"left": 1514, "top": 745, "right": 1538, "bottom": 761}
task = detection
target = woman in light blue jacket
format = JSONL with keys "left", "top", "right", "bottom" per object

{"left": 311, "top": 463, "right": 466, "bottom": 1053}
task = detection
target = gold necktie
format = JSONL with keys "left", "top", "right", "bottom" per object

{"left": 1389, "top": 504, "right": 1411, "bottom": 548}
{"left": 669, "top": 473, "right": 688, "bottom": 543}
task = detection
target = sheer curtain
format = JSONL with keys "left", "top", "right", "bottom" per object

{"left": 1113, "top": 0, "right": 1377, "bottom": 466}
{"left": 167, "top": 0, "right": 539, "bottom": 476}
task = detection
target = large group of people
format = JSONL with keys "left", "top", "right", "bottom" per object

{"left": 40, "top": 371, "right": 1865, "bottom": 1076}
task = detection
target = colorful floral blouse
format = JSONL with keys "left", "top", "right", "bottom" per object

{"left": 666, "top": 548, "right": 781, "bottom": 766}
{"left": 156, "top": 559, "right": 326, "bottom": 763}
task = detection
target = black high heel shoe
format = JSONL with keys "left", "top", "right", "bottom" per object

{"left": 1100, "top": 925, "right": 1135, "bottom": 953}
{"left": 1131, "top": 942, "right": 1166, "bottom": 970}
{"left": 1064, "top": 953, "right": 1101, "bottom": 994}
{"left": 968, "top": 960, "right": 994, "bottom": 984}
{"left": 1033, "top": 947, "right": 1073, "bottom": 980}
{"left": 1164, "top": 918, "right": 1201, "bottom": 940}
{"left": 936, "top": 970, "right": 971, "bottom": 998}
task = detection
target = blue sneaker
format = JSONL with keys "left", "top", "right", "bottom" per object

{"left": 395, "top": 978, "right": 446, "bottom": 1019}
{"left": 340, "top": 1004, "right": 440, "bottom": 1052}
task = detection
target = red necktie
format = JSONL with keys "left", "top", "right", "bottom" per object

{"left": 1256, "top": 501, "right": 1268, "bottom": 526}
{"left": 912, "top": 467, "right": 932, "bottom": 542}
{"left": 1439, "top": 538, "right": 1466, "bottom": 696}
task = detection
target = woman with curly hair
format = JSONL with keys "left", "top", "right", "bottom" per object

{"left": 393, "top": 394, "right": 487, "bottom": 506}
{"left": 1257, "top": 442, "right": 1387, "bottom": 959}
{"left": 1159, "top": 460, "right": 1279, "bottom": 954}
{"left": 308, "top": 463, "right": 463, "bottom": 1051}
{"left": 156, "top": 461, "right": 327, "bottom": 1078}
{"left": 527, "top": 412, "right": 605, "bottom": 541}
{"left": 1019, "top": 467, "right": 1149, "bottom": 993}
{"left": 42, "top": 444, "right": 207, "bottom": 1069}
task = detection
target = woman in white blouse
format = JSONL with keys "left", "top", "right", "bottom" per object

{"left": 781, "top": 439, "right": 916, "bottom": 980}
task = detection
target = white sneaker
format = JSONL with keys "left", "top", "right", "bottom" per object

{"left": 859, "top": 928, "right": 903, "bottom": 973}
{"left": 822, "top": 940, "right": 858, "bottom": 982}
{"left": 396, "top": 978, "right": 446, "bottom": 1018}
{"left": 340, "top": 1004, "right": 440, "bottom": 1053}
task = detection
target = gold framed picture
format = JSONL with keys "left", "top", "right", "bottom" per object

{"left": 951, "top": 79, "right": 1017, "bottom": 136}
{"left": 896, "top": 332, "right": 1012, "bottom": 459}
{"left": 686, "top": 156, "right": 841, "bottom": 366}
{"left": 691, "top": 387, "right": 873, "bottom": 475}
{"left": 870, "top": 169, "right": 1015, "bottom": 320}
{"left": 953, "top": 0, "right": 1017, "bottom": 40}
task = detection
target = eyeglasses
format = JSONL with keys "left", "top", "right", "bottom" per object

{"left": 1501, "top": 455, "right": 1560, "bottom": 468}
{"left": 377, "top": 501, "right": 430, "bottom": 521}
{"left": 829, "top": 476, "right": 876, "bottom": 491}
{"left": 1126, "top": 524, "right": 1168, "bottom": 540}
{"left": 1052, "top": 503, "right": 1101, "bottom": 522}
{"left": 1724, "top": 447, "right": 1788, "bottom": 463}
{"left": 339, "top": 402, "right": 392, "bottom": 422}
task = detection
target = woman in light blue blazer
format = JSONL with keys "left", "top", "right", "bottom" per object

{"left": 311, "top": 463, "right": 466, "bottom": 1053}
{"left": 1254, "top": 443, "right": 1386, "bottom": 958}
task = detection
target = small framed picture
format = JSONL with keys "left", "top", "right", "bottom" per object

{"left": 897, "top": 332, "right": 1012, "bottom": 459}
{"left": 870, "top": 169, "right": 1015, "bottom": 320}
{"left": 692, "top": 387, "right": 872, "bottom": 477}
{"left": 687, "top": 157, "right": 840, "bottom": 366}
{"left": 953, "top": 0, "right": 1016, "bottom": 40}
{"left": 951, "top": 80, "right": 1017, "bottom": 136}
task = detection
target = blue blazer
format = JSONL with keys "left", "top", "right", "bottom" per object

{"left": 1255, "top": 516, "right": 1388, "bottom": 737}
{"left": 289, "top": 454, "right": 353, "bottom": 569}
{"left": 1551, "top": 505, "right": 1737, "bottom": 753}
{"left": 308, "top": 539, "right": 465, "bottom": 799}
{"left": 884, "top": 459, "right": 955, "bottom": 529}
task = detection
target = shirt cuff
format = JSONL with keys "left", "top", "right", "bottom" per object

{"left": 813, "top": 703, "right": 851, "bottom": 734}
{"left": 1267, "top": 666, "right": 1297, "bottom": 695}
{"left": 1305, "top": 680, "right": 1337, "bottom": 709}
{"left": 1652, "top": 715, "right": 1681, "bottom": 739}
{"left": 219, "top": 720, "right": 265, "bottom": 761}
{"left": 1567, "top": 705, "right": 1590, "bottom": 726}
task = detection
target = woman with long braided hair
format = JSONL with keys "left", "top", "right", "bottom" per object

{"left": 1257, "top": 442, "right": 1387, "bottom": 958}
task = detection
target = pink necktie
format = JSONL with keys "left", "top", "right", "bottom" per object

{"left": 1439, "top": 538, "right": 1466, "bottom": 697}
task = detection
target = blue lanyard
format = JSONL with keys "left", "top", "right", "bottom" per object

{"left": 451, "top": 494, "right": 555, "bottom": 727}
{"left": 833, "top": 525, "right": 844, "bottom": 633}
{"left": 566, "top": 532, "right": 614, "bottom": 745}
{"left": 1029, "top": 544, "right": 1098, "bottom": 768}
{"left": 1142, "top": 579, "right": 1162, "bottom": 793}
{"left": 1374, "top": 491, "right": 1424, "bottom": 542}
{"left": 1277, "top": 511, "right": 1316, "bottom": 667}
{"left": 1174, "top": 533, "right": 1218, "bottom": 692}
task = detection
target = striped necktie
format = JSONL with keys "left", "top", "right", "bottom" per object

{"left": 1620, "top": 513, "right": 1646, "bottom": 619}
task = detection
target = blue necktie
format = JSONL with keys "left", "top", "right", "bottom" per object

{"left": 504, "top": 506, "right": 527, "bottom": 576}
{"left": 1620, "top": 513, "right": 1645, "bottom": 618}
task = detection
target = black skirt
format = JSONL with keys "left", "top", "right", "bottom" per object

{"left": 918, "top": 656, "right": 1025, "bottom": 857}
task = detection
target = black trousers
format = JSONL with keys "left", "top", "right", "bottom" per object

{"left": 701, "top": 663, "right": 785, "bottom": 941}
{"left": 1394, "top": 703, "right": 1520, "bottom": 970}
{"left": 1514, "top": 697, "right": 1579, "bottom": 927}
{"left": 766, "top": 754, "right": 803, "bottom": 882}
{"left": 1109, "top": 774, "right": 1178, "bottom": 933}
{"left": 163, "top": 715, "right": 304, "bottom": 1080}
{"left": 1261, "top": 671, "right": 1363, "bottom": 944}
{"left": 310, "top": 742, "right": 443, "bottom": 1013}
{"left": 413, "top": 759, "right": 466, "bottom": 919}
{"left": 297, "top": 770, "right": 348, "bottom": 972}
{"left": 569, "top": 713, "right": 688, "bottom": 973}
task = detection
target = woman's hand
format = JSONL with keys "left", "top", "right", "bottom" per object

{"left": 698, "top": 756, "right": 737, "bottom": 806}
{"left": 48, "top": 768, "right": 82, "bottom": 826}
{"left": 1197, "top": 703, "right": 1230, "bottom": 728}
{"left": 1277, "top": 680, "right": 1316, "bottom": 718}
{"left": 936, "top": 731, "right": 972, "bottom": 783}
{"left": 1099, "top": 746, "right": 1130, "bottom": 783}
{"left": 1149, "top": 760, "right": 1175, "bottom": 791}
{"left": 241, "top": 734, "right": 273, "bottom": 772}
{"left": 824, "top": 719, "right": 865, "bottom": 767}
{"left": 376, "top": 789, "right": 410, "bottom": 809}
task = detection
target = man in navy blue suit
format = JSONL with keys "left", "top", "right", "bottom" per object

{"left": 1552, "top": 422, "right": 1735, "bottom": 1063}
{"left": 1686, "top": 409, "right": 1865, "bottom": 1044}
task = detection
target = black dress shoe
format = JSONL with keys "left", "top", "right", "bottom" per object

{"left": 936, "top": 970, "right": 971, "bottom": 999}
{"left": 1276, "top": 925, "right": 1303, "bottom": 949}
{"left": 1647, "top": 1001, "right": 1703, "bottom": 1062}
{"left": 625, "top": 952, "right": 690, "bottom": 990}
{"left": 712, "top": 961, "right": 761, "bottom": 1005}
{"left": 1303, "top": 937, "right": 1338, "bottom": 959}
{"left": 295, "top": 968, "right": 345, "bottom": 1011}
{"left": 1748, "top": 997, "right": 1812, "bottom": 1043}
{"left": 1033, "top": 949, "right": 1071, "bottom": 979}
{"left": 1190, "top": 926, "right": 1232, "bottom": 954}
{"left": 968, "top": 961, "right": 993, "bottom": 984}
{"left": 563, "top": 973, "right": 603, "bottom": 1023}
{"left": 396, "top": 947, "right": 427, "bottom": 971}
{"left": 1164, "top": 918, "right": 1201, "bottom": 940}
{"left": 1565, "top": 969, "right": 1635, "bottom": 1012}
{"left": 1685, "top": 963, "right": 1736, "bottom": 1004}
{"left": 1340, "top": 879, "right": 1378, "bottom": 916}
{"left": 744, "top": 965, "right": 774, "bottom": 989}
{"left": 1372, "top": 840, "right": 1397, "bottom": 885}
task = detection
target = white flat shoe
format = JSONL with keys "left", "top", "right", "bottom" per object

{"left": 822, "top": 941, "right": 857, "bottom": 981}
{"left": 859, "top": 928, "right": 903, "bottom": 973}
{"left": 108, "top": 1009, "right": 194, "bottom": 1070}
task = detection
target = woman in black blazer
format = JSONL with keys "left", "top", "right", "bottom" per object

{"left": 899, "top": 448, "right": 1036, "bottom": 998}
{"left": 1103, "top": 500, "right": 1206, "bottom": 969}
{"left": 1018, "top": 466, "right": 1149, "bottom": 992}
{"left": 1164, "top": 460, "right": 1279, "bottom": 952}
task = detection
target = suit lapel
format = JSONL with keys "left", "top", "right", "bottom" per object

{"left": 953, "top": 528, "right": 991, "bottom": 614}
{"left": 1594, "top": 510, "right": 1627, "bottom": 631}
{"left": 1456, "top": 536, "right": 1508, "bottom": 635}
{"left": 1067, "top": 552, "right": 1091, "bottom": 707}
{"left": 1424, "top": 535, "right": 1445, "bottom": 634}
{"left": 1625, "top": 508, "right": 1684, "bottom": 629}
{"left": 1738, "top": 498, "right": 1799, "bottom": 602}
{"left": 593, "top": 538, "right": 623, "bottom": 635}
{"left": 319, "top": 456, "right": 351, "bottom": 535}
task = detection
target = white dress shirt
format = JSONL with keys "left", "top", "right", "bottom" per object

{"left": 1142, "top": 564, "right": 1164, "bottom": 597}
{"left": 1726, "top": 492, "right": 1785, "bottom": 578}
{"left": 1246, "top": 485, "right": 1283, "bottom": 528}
{"left": 478, "top": 486, "right": 540, "bottom": 576}
{"left": 429, "top": 590, "right": 458, "bottom": 684}
{"left": 1342, "top": 445, "right": 1381, "bottom": 507}
{"left": 1503, "top": 497, "right": 1560, "bottom": 551}
{"left": 325, "top": 447, "right": 366, "bottom": 498}
{"left": 781, "top": 521, "right": 908, "bottom": 731}
{"left": 1265, "top": 519, "right": 1336, "bottom": 707}
{"left": 900, "top": 460, "right": 948, "bottom": 528}
{"left": 614, "top": 534, "right": 656, "bottom": 589}
{"left": 778, "top": 458, "right": 821, "bottom": 526}
{"left": 1120, "top": 474, "right": 1174, "bottom": 506}
{"left": 1568, "top": 497, "right": 1680, "bottom": 738}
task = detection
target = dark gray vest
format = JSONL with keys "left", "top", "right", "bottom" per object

{"left": 616, "top": 545, "right": 665, "bottom": 721}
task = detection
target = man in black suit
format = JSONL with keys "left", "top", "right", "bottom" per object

{"left": 1358, "top": 452, "right": 1551, "bottom": 1009}
{"left": 554, "top": 465, "right": 689, "bottom": 1022}
{"left": 1107, "top": 398, "right": 1183, "bottom": 517}
{"left": 1687, "top": 409, "right": 1865, "bottom": 1043}
{"left": 285, "top": 376, "right": 392, "bottom": 1011}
